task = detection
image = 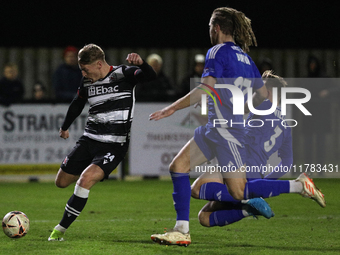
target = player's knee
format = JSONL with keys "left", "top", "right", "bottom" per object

{"left": 55, "top": 178, "right": 69, "bottom": 188}
{"left": 76, "top": 176, "right": 90, "bottom": 188}
{"left": 76, "top": 174, "right": 98, "bottom": 190}
{"left": 225, "top": 178, "right": 246, "bottom": 200}
{"left": 169, "top": 158, "right": 189, "bottom": 173}
{"left": 228, "top": 187, "right": 244, "bottom": 200}
{"left": 198, "top": 211, "right": 211, "bottom": 227}
{"left": 169, "top": 160, "right": 181, "bottom": 173}
{"left": 169, "top": 160, "right": 178, "bottom": 173}
{"left": 191, "top": 181, "right": 201, "bottom": 199}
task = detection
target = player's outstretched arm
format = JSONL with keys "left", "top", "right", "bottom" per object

{"left": 149, "top": 76, "right": 215, "bottom": 121}
{"left": 149, "top": 105, "right": 176, "bottom": 121}
{"left": 60, "top": 94, "right": 87, "bottom": 137}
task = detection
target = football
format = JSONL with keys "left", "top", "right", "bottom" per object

{"left": 2, "top": 211, "right": 30, "bottom": 238}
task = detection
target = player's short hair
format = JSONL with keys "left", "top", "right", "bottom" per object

{"left": 212, "top": 7, "right": 257, "bottom": 52}
{"left": 78, "top": 44, "right": 105, "bottom": 65}
{"left": 262, "top": 70, "right": 287, "bottom": 102}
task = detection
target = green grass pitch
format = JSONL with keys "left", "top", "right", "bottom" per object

{"left": 0, "top": 178, "right": 339, "bottom": 255}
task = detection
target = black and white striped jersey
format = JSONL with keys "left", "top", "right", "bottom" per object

{"left": 61, "top": 61, "right": 156, "bottom": 143}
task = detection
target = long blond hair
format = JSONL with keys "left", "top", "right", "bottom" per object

{"left": 212, "top": 7, "right": 257, "bottom": 52}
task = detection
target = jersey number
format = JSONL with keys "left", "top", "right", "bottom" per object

{"left": 264, "top": 126, "right": 283, "bottom": 152}
{"left": 230, "top": 77, "right": 251, "bottom": 103}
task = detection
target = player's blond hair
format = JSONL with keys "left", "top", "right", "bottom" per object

{"left": 78, "top": 44, "right": 105, "bottom": 65}
{"left": 212, "top": 7, "right": 257, "bottom": 52}
{"left": 262, "top": 70, "right": 287, "bottom": 102}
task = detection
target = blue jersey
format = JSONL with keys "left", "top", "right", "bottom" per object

{"left": 202, "top": 42, "right": 263, "bottom": 146}
{"left": 245, "top": 100, "right": 293, "bottom": 178}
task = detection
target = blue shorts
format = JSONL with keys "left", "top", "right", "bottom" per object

{"left": 244, "top": 145, "right": 266, "bottom": 180}
{"left": 194, "top": 126, "right": 245, "bottom": 170}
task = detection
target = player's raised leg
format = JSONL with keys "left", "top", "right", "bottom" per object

{"left": 151, "top": 138, "right": 207, "bottom": 246}
{"left": 192, "top": 171, "right": 274, "bottom": 220}
{"left": 198, "top": 199, "right": 273, "bottom": 227}
{"left": 192, "top": 172, "right": 325, "bottom": 207}
{"left": 49, "top": 164, "right": 104, "bottom": 241}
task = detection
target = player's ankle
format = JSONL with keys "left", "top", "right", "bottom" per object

{"left": 174, "top": 220, "right": 189, "bottom": 234}
{"left": 289, "top": 180, "right": 303, "bottom": 193}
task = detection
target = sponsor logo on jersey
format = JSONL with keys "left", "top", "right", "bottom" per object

{"left": 88, "top": 85, "right": 119, "bottom": 97}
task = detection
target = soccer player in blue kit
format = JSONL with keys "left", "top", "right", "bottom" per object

{"left": 150, "top": 7, "right": 326, "bottom": 246}
{"left": 150, "top": 7, "right": 271, "bottom": 246}
{"left": 191, "top": 70, "right": 326, "bottom": 228}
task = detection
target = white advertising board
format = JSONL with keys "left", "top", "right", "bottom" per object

{"left": 0, "top": 104, "right": 88, "bottom": 165}
{"left": 130, "top": 103, "right": 204, "bottom": 177}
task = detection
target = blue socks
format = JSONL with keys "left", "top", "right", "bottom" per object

{"left": 199, "top": 179, "right": 290, "bottom": 202}
{"left": 200, "top": 179, "right": 290, "bottom": 227}
{"left": 244, "top": 179, "right": 289, "bottom": 199}
{"left": 171, "top": 172, "right": 191, "bottom": 221}
{"left": 209, "top": 210, "right": 244, "bottom": 226}
{"left": 200, "top": 182, "right": 238, "bottom": 203}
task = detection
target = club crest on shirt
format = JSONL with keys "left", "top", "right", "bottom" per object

{"left": 62, "top": 156, "right": 69, "bottom": 166}
{"left": 109, "top": 72, "right": 118, "bottom": 83}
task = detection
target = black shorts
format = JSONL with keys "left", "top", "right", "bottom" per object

{"left": 61, "top": 136, "right": 129, "bottom": 179}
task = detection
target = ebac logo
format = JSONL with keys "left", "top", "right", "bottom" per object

{"left": 88, "top": 85, "right": 119, "bottom": 96}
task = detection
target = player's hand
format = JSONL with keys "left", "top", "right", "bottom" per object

{"left": 126, "top": 53, "right": 143, "bottom": 66}
{"left": 59, "top": 128, "right": 69, "bottom": 139}
{"left": 149, "top": 106, "right": 176, "bottom": 121}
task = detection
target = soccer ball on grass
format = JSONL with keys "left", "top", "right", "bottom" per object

{"left": 2, "top": 211, "right": 30, "bottom": 238}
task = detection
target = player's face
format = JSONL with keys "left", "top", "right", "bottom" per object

{"left": 79, "top": 61, "right": 101, "bottom": 83}
{"left": 209, "top": 15, "right": 218, "bottom": 46}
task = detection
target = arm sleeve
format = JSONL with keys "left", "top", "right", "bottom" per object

{"left": 202, "top": 49, "right": 224, "bottom": 78}
{"left": 123, "top": 59, "right": 156, "bottom": 84}
{"left": 61, "top": 93, "right": 87, "bottom": 131}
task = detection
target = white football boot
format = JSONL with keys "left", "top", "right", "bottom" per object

{"left": 296, "top": 173, "right": 326, "bottom": 207}
{"left": 151, "top": 229, "right": 191, "bottom": 247}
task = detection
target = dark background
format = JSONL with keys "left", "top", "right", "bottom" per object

{"left": 1, "top": 1, "right": 338, "bottom": 49}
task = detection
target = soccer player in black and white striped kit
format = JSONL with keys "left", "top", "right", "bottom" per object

{"left": 48, "top": 44, "right": 156, "bottom": 241}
